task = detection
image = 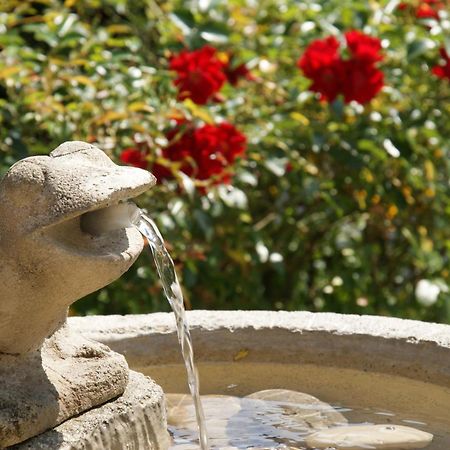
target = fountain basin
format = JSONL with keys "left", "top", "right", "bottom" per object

{"left": 71, "top": 311, "right": 450, "bottom": 448}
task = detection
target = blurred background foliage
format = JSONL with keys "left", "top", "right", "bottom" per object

{"left": 0, "top": 0, "right": 449, "bottom": 322}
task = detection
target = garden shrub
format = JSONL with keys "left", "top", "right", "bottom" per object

{"left": 0, "top": 0, "right": 449, "bottom": 322}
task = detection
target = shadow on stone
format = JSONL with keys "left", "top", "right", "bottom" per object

{"left": 0, "top": 350, "right": 62, "bottom": 447}
{"left": 8, "top": 429, "right": 64, "bottom": 450}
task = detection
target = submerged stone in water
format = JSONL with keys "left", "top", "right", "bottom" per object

{"left": 167, "top": 394, "right": 243, "bottom": 448}
{"left": 166, "top": 394, "right": 240, "bottom": 432}
{"left": 246, "top": 389, "right": 347, "bottom": 430}
{"left": 305, "top": 424, "right": 433, "bottom": 449}
{"left": 166, "top": 390, "right": 348, "bottom": 448}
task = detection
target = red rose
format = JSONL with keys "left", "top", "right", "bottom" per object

{"left": 416, "top": 4, "right": 438, "bottom": 18}
{"left": 297, "top": 36, "right": 342, "bottom": 102}
{"left": 340, "top": 60, "right": 384, "bottom": 104}
{"left": 298, "top": 36, "right": 340, "bottom": 76}
{"left": 397, "top": 0, "right": 445, "bottom": 19}
{"left": 152, "top": 122, "right": 197, "bottom": 180}
{"left": 225, "top": 62, "right": 253, "bottom": 85}
{"left": 194, "top": 123, "right": 246, "bottom": 181}
{"left": 153, "top": 122, "right": 246, "bottom": 187}
{"left": 432, "top": 48, "right": 450, "bottom": 80}
{"left": 169, "top": 46, "right": 227, "bottom": 105}
{"left": 120, "top": 147, "right": 148, "bottom": 169}
{"left": 345, "top": 30, "right": 383, "bottom": 63}
{"left": 415, "top": 0, "right": 444, "bottom": 18}
{"left": 298, "top": 31, "right": 384, "bottom": 104}
{"left": 224, "top": 54, "right": 254, "bottom": 86}
{"left": 397, "top": 2, "right": 410, "bottom": 10}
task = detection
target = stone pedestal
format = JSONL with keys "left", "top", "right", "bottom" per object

{"left": 10, "top": 371, "right": 170, "bottom": 450}
{"left": 0, "top": 326, "right": 130, "bottom": 447}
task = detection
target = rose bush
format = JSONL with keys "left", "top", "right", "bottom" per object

{"left": 0, "top": 0, "right": 449, "bottom": 322}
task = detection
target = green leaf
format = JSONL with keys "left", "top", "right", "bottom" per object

{"left": 0, "top": 31, "right": 24, "bottom": 47}
{"left": 59, "top": 31, "right": 87, "bottom": 47}
{"left": 444, "top": 36, "right": 450, "bottom": 57}
{"left": 169, "top": 9, "right": 196, "bottom": 34}
{"left": 407, "top": 39, "right": 435, "bottom": 60}
{"left": 357, "top": 139, "right": 387, "bottom": 160}
{"left": 199, "top": 22, "right": 229, "bottom": 43}
{"left": 57, "top": 14, "right": 77, "bottom": 37}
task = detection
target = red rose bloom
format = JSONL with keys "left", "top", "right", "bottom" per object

{"left": 224, "top": 54, "right": 254, "bottom": 86}
{"left": 340, "top": 60, "right": 384, "bottom": 104}
{"left": 194, "top": 123, "right": 246, "bottom": 181}
{"left": 153, "top": 122, "right": 246, "bottom": 186}
{"left": 397, "top": 2, "right": 410, "bottom": 10}
{"left": 169, "top": 46, "right": 227, "bottom": 105}
{"left": 152, "top": 122, "right": 197, "bottom": 180}
{"left": 297, "top": 36, "right": 342, "bottom": 102}
{"left": 345, "top": 30, "right": 383, "bottom": 63}
{"left": 432, "top": 48, "right": 450, "bottom": 80}
{"left": 120, "top": 147, "right": 148, "bottom": 169}
{"left": 415, "top": 0, "right": 444, "bottom": 18}
{"left": 398, "top": 0, "right": 445, "bottom": 19}
{"left": 298, "top": 31, "right": 384, "bottom": 104}
{"left": 225, "top": 62, "right": 253, "bottom": 86}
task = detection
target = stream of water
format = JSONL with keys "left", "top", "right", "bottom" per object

{"left": 134, "top": 211, "right": 209, "bottom": 449}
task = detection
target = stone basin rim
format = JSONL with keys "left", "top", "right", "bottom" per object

{"left": 70, "top": 310, "right": 450, "bottom": 345}
{"left": 70, "top": 311, "right": 450, "bottom": 388}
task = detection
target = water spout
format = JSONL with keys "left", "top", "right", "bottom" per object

{"left": 81, "top": 201, "right": 141, "bottom": 236}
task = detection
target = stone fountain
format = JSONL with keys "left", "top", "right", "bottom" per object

{"left": 1, "top": 141, "right": 450, "bottom": 449}
{"left": 0, "top": 141, "right": 169, "bottom": 448}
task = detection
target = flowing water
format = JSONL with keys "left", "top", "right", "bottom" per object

{"left": 134, "top": 212, "right": 209, "bottom": 449}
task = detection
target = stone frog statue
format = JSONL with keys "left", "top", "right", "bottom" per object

{"left": 0, "top": 141, "right": 156, "bottom": 447}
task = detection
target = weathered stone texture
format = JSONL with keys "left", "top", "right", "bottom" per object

{"left": 9, "top": 371, "right": 170, "bottom": 450}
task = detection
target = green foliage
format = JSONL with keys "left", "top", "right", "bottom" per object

{"left": 1, "top": 0, "right": 449, "bottom": 322}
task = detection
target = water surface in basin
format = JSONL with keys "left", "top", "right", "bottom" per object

{"left": 167, "top": 393, "right": 435, "bottom": 449}
{"left": 142, "top": 362, "right": 450, "bottom": 449}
